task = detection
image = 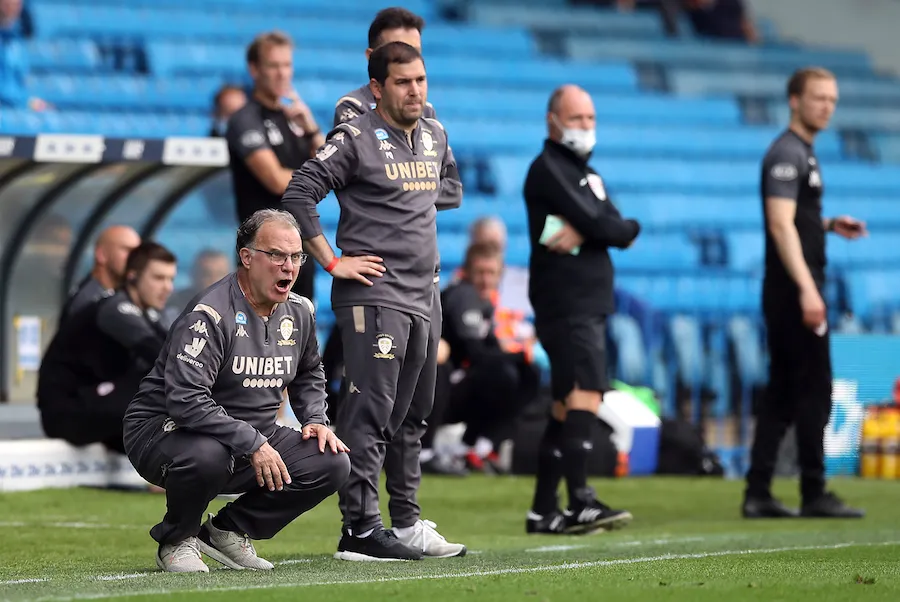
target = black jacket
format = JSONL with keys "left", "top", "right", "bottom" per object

{"left": 38, "top": 290, "right": 168, "bottom": 405}
{"left": 524, "top": 139, "right": 640, "bottom": 320}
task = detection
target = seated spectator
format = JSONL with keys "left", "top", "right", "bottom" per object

{"left": 38, "top": 242, "right": 176, "bottom": 453}
{"left": 0, "top": 0, "right": 47, "bottom": 110}
{"left": 209, "top": 84, "right": 248, "bottom": 137}
{"left": 166, "top": 249, "right": 232, "bottom": 318}
{"left": 427, "top": 242, "right": 540, "bottom": 474}
{"left": 61, "top": 225, "right": 141, "bottom": 323}
{"left": 684, "top": 0, "right": 758, "bottom": 43}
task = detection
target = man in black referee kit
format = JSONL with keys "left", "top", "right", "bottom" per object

{"left": 743, "top": 67, "right": 866, "bottom": 520}
{"left": 282, "top": 42, "right": 465, "bottom": 561}
{"left": 124, "top": 209, "right": 350, "bottom": 573}
{"left": 523, "top": 85, "right": 638, "bottom": 535}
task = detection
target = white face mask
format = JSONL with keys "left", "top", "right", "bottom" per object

{"left": 554, "top": 115, "right": 596, "bottom": 157}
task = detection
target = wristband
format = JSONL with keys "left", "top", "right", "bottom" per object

{"left": 324, "top": 256, "right": 339, "bottom": 273}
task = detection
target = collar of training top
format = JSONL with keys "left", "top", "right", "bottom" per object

{"left": 544, "top": 138, "right": 590, "bottom": 166}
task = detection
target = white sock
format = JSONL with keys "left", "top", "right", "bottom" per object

{"left": 393, "top": 525, "right": 416, "bottom": 538}
{"left": 355, "top": 527, "right": 375, "bottom": 538}
{"left": 475, "top": 437, "right": 493, "bottom": 457}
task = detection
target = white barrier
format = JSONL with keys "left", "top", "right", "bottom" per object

{"left": 0, "top": 439, "right": 149, "bottom": 492}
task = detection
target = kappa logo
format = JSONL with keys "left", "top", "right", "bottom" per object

{"left": 189, "top": 320, "right": 208, "bottom": 336}
{"left": 333, "top": 132, "right": 346, "bottom": 145}
{"left": 373, "top": 333, "right": 396, "bottom": 360}
{"left": 184, "top": 337, "right": 206, "bottom": 358}
{"left": 379, "top": 140, "right": 396, "bottom": 152}
{"left": 236, "top": 325, "right": 249, "bottom": 338}
{"left": 277, "top": 316, "right": 295, "bottom": 346}
{"left": 316, "top": 144, "right": 338, "bottom": 161}
{"left": 421, "top": 130, "right": 438, "bottom": 157}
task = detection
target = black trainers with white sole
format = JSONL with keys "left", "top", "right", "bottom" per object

{"left": 334, "top": 526, "right": 424, "bottom": 561}
{"left": 564, "top": 488, "right": 633, "bottom": 534}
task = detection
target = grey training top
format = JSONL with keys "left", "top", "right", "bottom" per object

{"left": 282, "top": 110, "right": 461, "bottom": 319}
{"left": 123, "top": 272, "right": 327, "bottom": 458}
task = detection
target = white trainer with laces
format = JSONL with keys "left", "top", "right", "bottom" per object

{"left": 197, "top": 514, "right": 274, "bottom": 570}
{"left": 392, "top": 519, "right": 467, "bottom": 558}
{"left": 156, "top": 537, "right": 209, "bottom": 573}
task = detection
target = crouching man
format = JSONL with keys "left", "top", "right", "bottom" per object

{"left": 123, "top": 209, "right": 350, "bottom": 573}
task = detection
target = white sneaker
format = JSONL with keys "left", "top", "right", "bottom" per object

{"left": 197, "top": 514, "right": 274, "bottom": 570}
{"left": 156, "top": 537, "right": 209, "bottom": 573}
{"left": 392, "top": 519, "right": 466, "bottom": 558}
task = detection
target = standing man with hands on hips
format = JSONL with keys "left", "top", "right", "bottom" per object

{"left": 743, "top": 67, "right": 866, "bottom": 520}
{"left": 523, "top": 85, "right": 638, "bottom": 535}
{"left": 282, "top": 41, "right": 466, "bottom": 561}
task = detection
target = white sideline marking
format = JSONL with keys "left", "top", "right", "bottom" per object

{"left": 525, "top": 544, "right": 587, "bottom": 553}
{"left": 18, "top": 540, "right": 900, "bottom": 601}
{"left": 0, "top": 578, "right": 49, "bottom": 585}
{"left": 275, "top": 560, "right": 311, "bottom": 565}
{"left": 0, "top": 521, "right": 139, "bottom": 530}
{"left": 92, "top": 574, "right": 148, "bottom": 582}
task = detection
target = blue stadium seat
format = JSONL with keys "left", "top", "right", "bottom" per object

{"left": 471, "top": 5, "right": 665, "bottom": 37}
{"left": 616, "top": 194, "right": 761, "bottom": 229}
{"left": 770, "top": 104, "right": 900, "bottom": 130}
{"left": 26, "top": 39, "right": 100, "bottom": 72}
{"left": 611, "top": 234, "right": 698, "bottom": 270}
{"left": 846, "top": 268, "right": 900, "bottom": 325}
{"left": 874, "top": 133, "right": 900, "bottom": 163}
{"left": 566, "top": 38, "right": 871, "bottom": 74}
{"left": 669, "top": 69, "right": 900, "bottom": 103}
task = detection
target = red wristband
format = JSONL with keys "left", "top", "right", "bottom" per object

{"left": 324, "top": 256, "right": 340, "bottom": 273}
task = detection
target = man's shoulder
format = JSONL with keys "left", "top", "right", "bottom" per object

{"left": 97, "top": 289, "right": 139, "bottom": 319}
{"left": 182, "top": 277, "right": 238, "bottom": 329}
{"left": 287, "top": 292, "right": 316, "bottom": 317}
{"left": 764, "top": 130, "right": 809, "bottom": 163}
{"left": 335, "top": 85, "right": 375, "bottom": 110}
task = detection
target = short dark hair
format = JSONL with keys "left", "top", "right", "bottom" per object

{"left": 246, "top": 30, "right": 293, "bottom": 65}
{"left": 368, "top": 41, "right": 424, "bottom": 86}
{"left": 787, "top": 67, "right": 836, "bottom": 99}
{"left": 235, "top": 209, "right": 302, "bottom": 259}
{"left": 463, "top": 241, "right": 503, "bottom": 272}
{"left": 125, "top": 242, "right": 176, "bottom": 281}
{"left": 213, "top": 84, "right": 245, "bottom": 109}
{"left": 368, "top": 7, "right": 425, "bottom": 49}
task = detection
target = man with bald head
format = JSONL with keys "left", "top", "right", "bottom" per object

{"left": 523, "top": 84, "right": 640, "bottom": 535}
{"left": 61, "top": 225, "right": 141, "bottom": 322}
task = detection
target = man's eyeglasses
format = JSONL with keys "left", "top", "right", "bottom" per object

{"left": 249, "top": 247, "right": 308, "bottom": 267}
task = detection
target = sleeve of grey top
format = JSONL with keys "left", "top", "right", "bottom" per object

{"left": 96, "top": 298, "right": 166, "bottom": 365}
{"left": 763, "top": 143, "right": 804, "bottom": 201}
{"left": 226, "top": 107, "right": 271, "bottom": 160}
{"left": 164, "top": 309, "right": 266, "bottom": 457}
{"left": 281, "top": 126, "right": 360, "bottom": 239}
{"left": 428, "top": 118, "right": 462, "bottom": 211}
{"left": 287, "top": 312, "right": 329, "bottom": 427}
{"left": 333, "top": 96, "right": 364, "bottom": 128}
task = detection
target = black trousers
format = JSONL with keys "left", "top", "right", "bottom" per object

{"left": 125, "top": 419, "right": 350, "bottom": 545}
{"left": 333, "top": 304, "right": 430, "bottom": 534}
{"left": 40, "top": 366, "right": 148, "bottom": 454}
{"left": 745, "top": 289, "right": 832, "bottom": 502}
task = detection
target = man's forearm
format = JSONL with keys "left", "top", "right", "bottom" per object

{"left": 771, "top": 223, "right": 818, "bottom": 291}
{"left": 303, "top": 234, "right": 338, "bottom": 269}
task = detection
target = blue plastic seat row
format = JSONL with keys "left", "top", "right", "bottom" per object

{"left": 39, "top": 0, "right": 434, "bottom": 11}
{"left": 669, "top": 68, "right": 900, "bottom": 104}
{"left": 146, "top": 42, "right": 639, "bottom": 92}
{"left": 26, "top": 39, "right": 100, "bottom": 72}
{"left": 470, "top": 5, "right": 665, "bottom": 37}
{"left": 489, "top": 156, "right": 900, "bottom": 197}
{"left": 769, "top": 103, "right": 900, "bottom": 131}
{"left": 32, "top": 1, "right": 437, "bottom": 38}
{"left": 0, "top": 108, "right": 211, "bottom": 138}
{"left": 616, "top": 271, "right": 762, "bottom": 314}
{"left": 874, "top": 134, "right": 900, "bottom": 163}
{"left": 846, "top": 268, "right": 900, "bottom": 323}
{"left": 566, "top": 37, "right": 871, "bottom": 73}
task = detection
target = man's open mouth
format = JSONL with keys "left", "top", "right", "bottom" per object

{"left": 275, "top": 279, "right": 291, "bottom": 293}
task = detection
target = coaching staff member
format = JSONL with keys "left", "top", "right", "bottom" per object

{"left": 38, "top": 242, "right": 175, "bottom": 453}
{"left": 328, "top": 4, "right": 467, "bottom": 537}
{"left": 226, "top": 31, "right": 325, "bottom": 300}
{"left": 123, "top": 210, "right": 349, "bottom": 573}
{"left": 524, "top": 85, "right": 638, "bottom": 535}
{"left": 282, "top": 42, "right": 465, "bottom": 561}
{"left": 743, "top": 67, "right": 865, "bottom": 520}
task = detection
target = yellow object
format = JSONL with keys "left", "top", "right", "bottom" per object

{"left": 860, "top": 411, "right": 881, "bottom": 479}
{"left": 880, "top": 410, "right": 900, "bottom": 480}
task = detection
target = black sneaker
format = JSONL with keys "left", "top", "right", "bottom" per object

{"left": 800, "top": 492, "right": 865, "bottom": 519}
{"left": 334, "top": 526, "right": 424, "bottom": 561}
{"left": 526, "top": 509, "right": 566, "bottom": 534}
{"left": 565, "top": 488, "right": 633, "bottom": 534}
{"left": 742, "top": 495, "right": 799, "bottom": 519}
